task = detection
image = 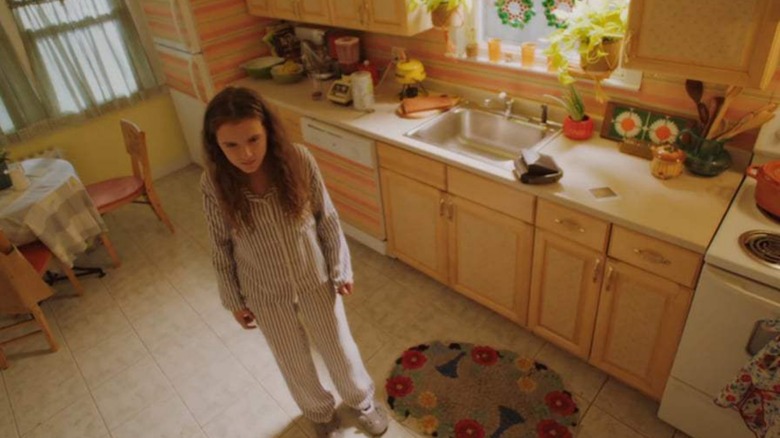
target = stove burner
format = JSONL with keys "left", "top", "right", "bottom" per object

{"left": 740, "top": 231, "right": 780, "bottom": 269}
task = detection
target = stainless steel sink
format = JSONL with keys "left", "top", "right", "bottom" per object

{"left": 405, "top": 107, "right": 560, "bottom": 170}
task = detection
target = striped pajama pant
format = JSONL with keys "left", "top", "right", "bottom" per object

{"left": 246, "top": 283, "right": 375, "bottom": 423}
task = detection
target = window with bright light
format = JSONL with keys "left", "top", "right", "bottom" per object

{"left": 476, "top": 0, "right": 572, "bottom": 51}
{"left": 9, "top": 0, "right": 141, "bottom": 115}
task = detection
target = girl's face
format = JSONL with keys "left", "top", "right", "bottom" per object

{"left": 215, "top": 118, "right": 268, "bottom": 174}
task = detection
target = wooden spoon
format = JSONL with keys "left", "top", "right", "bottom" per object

{"left": 685, "top": 80, "right": 708, "bottom": 126}
{"left": 706, "top": 85, "right": 743, "bottom": 139}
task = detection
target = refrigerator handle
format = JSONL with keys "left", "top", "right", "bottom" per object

{"left": 187, "top": 58, "right": 204, "bottom": 103}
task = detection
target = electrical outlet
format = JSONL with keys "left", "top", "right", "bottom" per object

{"left": 391, "top": 46, "right": 406, "bottom": 63}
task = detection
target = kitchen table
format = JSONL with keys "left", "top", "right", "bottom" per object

{"left": 0, "top": 158, "right": 107, "bottom": 266}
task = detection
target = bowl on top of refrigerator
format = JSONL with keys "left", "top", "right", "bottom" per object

{"left": 271, "top": 61, "right": 305, "bottom": 84}
{"left": 241, "top": 56, "right": 285, "bottom": 79}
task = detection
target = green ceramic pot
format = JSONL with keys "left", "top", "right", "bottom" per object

{"left": 677, "top": 129, "right": 732, "bottom": 177}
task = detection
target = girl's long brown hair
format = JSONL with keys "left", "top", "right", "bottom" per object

{"left": 202, "top": 87, "right": 310, "bottom": 228}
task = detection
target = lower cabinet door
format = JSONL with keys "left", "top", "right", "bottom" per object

{"left": 528, "top": 229, "right": 604, "bottom": 359}
{"left": 447, "top": 195, "right": 533, "bottom": 325}
{"left": 589, "top": 259, "right": 693, "bottom": 399}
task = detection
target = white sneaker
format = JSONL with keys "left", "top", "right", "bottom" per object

{"left": 356, "top": 403, "right": 389, "bottom": 436}
{"left": 312, "top": 416, "right": 342, "bottom": 438}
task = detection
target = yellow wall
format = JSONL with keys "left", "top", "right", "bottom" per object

{"left": 8, "top": 93, "right": 191, "bottom": 185}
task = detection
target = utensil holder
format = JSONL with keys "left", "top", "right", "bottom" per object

{"left": 678, "top": 129, "right": 731, "bottom": 177}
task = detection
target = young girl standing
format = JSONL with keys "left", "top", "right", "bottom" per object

{"left": 200, "top": 86, "right": 388, "bottom": 437}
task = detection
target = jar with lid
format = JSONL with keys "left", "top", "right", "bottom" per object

{"left": 650, "top": 144, "right": 686, "bottom": 179}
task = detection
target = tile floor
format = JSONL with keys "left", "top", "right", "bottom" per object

{"left": 0, "top": 165, "right": 692, "bottom": 438}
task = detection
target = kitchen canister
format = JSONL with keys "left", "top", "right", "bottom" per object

{"left": 351, "top": 71, "right": 374, "bottom": 111}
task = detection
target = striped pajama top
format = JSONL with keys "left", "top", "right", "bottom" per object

{"left": 201, "top": 144, "right": 353, "bottom": 311}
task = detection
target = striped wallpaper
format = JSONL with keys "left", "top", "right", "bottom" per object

{"left": 362, "top": 28, "right": 780, "bottom": 151}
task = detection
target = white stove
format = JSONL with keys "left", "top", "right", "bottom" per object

{"left": 659, "top": 110, "right": 780, "bottom": 438}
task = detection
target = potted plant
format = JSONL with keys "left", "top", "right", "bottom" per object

{"left": 0, "top": 146, "right": 11, "bottom": 190}
{"left": 544, "top": 0, "right": 629, "bottom": 85}
{"left": 408, "top": 0, "right": 471, "bottom": 28}
{"left": 544, "top": 85, "right": 593, "bottom": 140}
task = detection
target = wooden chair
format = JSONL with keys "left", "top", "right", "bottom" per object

{"left": 18, "top": 241, "right": 84, "bottom": 296}
{"left": 86, "top": 119, "right": 175, "bottom": 268}
{"left": 0, "top": 231, "right": 59, "bottom": 369}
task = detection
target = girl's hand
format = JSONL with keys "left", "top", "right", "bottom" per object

{"left": 337, "top": 283, "right": 354, "bottom": 296}
{"left": 233, "top": 308, "right": 257, "bottom": 329}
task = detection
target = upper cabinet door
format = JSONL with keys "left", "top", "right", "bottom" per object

{"left": 366, "top": 0, "right": 432, "bottom": 36}
{"left": 299, "top": 0, "right": 331, "bottom": 24}
{"left": 247, "top": 0, "right": 271, "bottom": 16}
{"left": 624, "top": 0, "right": 780, "bottom": 88}
{"left": 330, "top": 0, "right": 366, "bottom": 29}
{"left": 268, "top": 0, "right": 298, "bottom": 20}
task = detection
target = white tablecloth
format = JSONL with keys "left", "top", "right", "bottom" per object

{"left": 0, "top": 158, "right": 107, "bottom": 266}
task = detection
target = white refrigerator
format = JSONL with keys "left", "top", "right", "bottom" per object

{"left": 135, "top": 0, "right": 268, "bottom": 167}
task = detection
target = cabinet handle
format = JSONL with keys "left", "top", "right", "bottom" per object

{"left": 295, "top": 0, "right": 301, "bottom": 18}
{"left": 439, "top": 197, "right": 445, "bottom": 217}
{"left": 592, "top": 257, "right": 601, "bottom": 283}
{"left": 633, "top": 248, "right": 671, "bottom": 265}
{"left": 447, "top": 199, "right": 454, "bottom": 220}
{"left": 605, "top": 265, "right": 615, "bottom": 291}
{"left": 358, "top": 2, "right": 365, "bottom": 25}
{"left": 554, "top": 218, "right": 585, "bottom": 233}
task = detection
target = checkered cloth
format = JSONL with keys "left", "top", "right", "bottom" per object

{"left": 0, "top": 158, "right": 107, "bottom": 266}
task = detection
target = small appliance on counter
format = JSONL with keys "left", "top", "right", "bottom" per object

{"left": 395, "top": 59, "right": 428, "bottom": 99}
{"left": 334, "top": 36, "right": 360, "bottom": 74}
{"left": 327, "top": 75, "right": 352, "bottom": 105}
{"left": 295, "top": 25, "right": 338, "bottom": 79}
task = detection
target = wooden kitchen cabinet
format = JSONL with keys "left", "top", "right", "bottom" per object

{"left": 249, "top": 0, "right": 431, "bottom": 35}
{"left": 589, "top": 260, "right": 693, "bottom": 399}
{"left": 380, "top": 169, "right": 449, "bottom": 283}
{"left": 267, "top": 0, "right": 298, "bottom": 20}
{"left": 528, "top": 230, "right": 604, "bottom": 359}
{"left": 624, "top": 0, "right": 780, "bottom": 89}
{"left": 329, "top": 0, "right": 366, "bottom": 29}
{"left": 247, "top": 0, "right": 271, "bottom": 15}
{"left": 263, "top": 0, "right": 330, "bottom": 23}
{"left": 378, "top": 144, "right": 534, "bottom": 320}
{"left": 448, "top": 195, "right": 533, "bottom": 325}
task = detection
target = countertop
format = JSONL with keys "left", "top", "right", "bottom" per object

{"left": 233, "top": 77, "right": 746, "bottom": 254}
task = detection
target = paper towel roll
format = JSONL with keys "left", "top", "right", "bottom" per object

{"left": 351, "top": 71, "right": 374, "bottom": 111}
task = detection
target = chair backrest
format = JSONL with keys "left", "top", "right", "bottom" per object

{"left": 120, "top": 119, "right": 153, "bottom": 189}
{"left": 0, "top": 230, "right": 53, "bottom": 314}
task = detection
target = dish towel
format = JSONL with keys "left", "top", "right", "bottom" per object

{"left": 715, "top": 320, "right": 780, "bottom": 438}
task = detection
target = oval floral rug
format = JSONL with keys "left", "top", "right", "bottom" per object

{"left": 385, "top": 341, "right": 579, "bottom": 438}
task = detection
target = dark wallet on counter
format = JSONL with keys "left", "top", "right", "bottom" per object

{"left": 513, "top": 150, "right": 563, "bottom": 185}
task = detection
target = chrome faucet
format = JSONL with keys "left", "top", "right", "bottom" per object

{"left": 482, "top": 91, "right": 515, "bottom": 119}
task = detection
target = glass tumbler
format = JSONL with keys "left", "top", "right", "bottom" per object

{"left": 488, "top": 38, "right": 502, "bottom": 62}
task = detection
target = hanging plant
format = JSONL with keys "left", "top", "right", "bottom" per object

{"left": 542, "top": 0, "right": 576, "bottom": 28}
{"left": 495, "top": 0, "right": 535, "bottom": 29}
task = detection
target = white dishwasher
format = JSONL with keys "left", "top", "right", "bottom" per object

{"left": 300, "top": 117, "right": 386, "bottom": 254}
